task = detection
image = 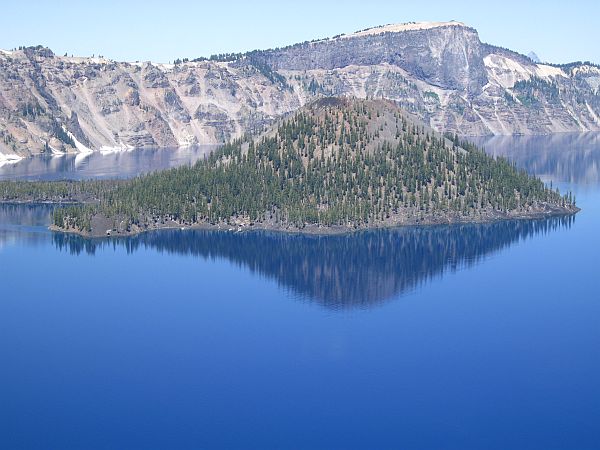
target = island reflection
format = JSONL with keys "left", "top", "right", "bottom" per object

{"left": 53, "top": 217, "right": 574, "bottom": 309}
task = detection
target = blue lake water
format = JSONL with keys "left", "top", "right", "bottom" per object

{"left": 1, "top": 135, "right": 600, "bottom": 449}
{"left": 0, "top": 145, "right": 216, "bottom": 181}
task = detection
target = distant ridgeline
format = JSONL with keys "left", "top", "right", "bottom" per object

{"left": 0, "top": 98, "right": 578, "bottom": 236}
{"left": 3, "top": 22, "right": 600, "bottom": 158}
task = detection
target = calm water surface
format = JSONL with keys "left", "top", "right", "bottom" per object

{"left": 1, "top": 135, "right": 599, "bottom": 449}
{"left": 0, "top": 145, "right": 216, "bottom": 181}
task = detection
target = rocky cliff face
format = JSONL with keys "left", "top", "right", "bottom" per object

{"left": 258, "top": 22, "right": 488, "bottom": 94}
{"left": 0, "top": 46, "right": 301, "bottom": 157}
{"left": 1, "top": 22, "right": 600, "bottom": 157}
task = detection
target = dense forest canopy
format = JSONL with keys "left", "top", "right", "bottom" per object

{"left": 0, "top": 98, "right": 576, "bottom": 235}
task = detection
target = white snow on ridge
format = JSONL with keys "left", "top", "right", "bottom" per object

{"left": 344, "top": 21, "right": 466, "bottom": 39}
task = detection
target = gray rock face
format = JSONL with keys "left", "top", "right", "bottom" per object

{"left": 260, "top": 24, "right": 488, "bottom": 94}
{"left": 1, "top": 22, "right": 600, "bottom": 157}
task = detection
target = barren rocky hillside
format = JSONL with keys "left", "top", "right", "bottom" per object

{"left": 1, "top": 21, "right": 600, "bottom": 158}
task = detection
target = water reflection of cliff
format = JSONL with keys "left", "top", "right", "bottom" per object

{"left": 0, "top": 204, "right": 56, "bottom": 250}
{"left": 0, "top": 203, "right": 56, "bottom": 226}
{"left": 0, "top": 145, "right": 216, "bottom": 181}
{"left": 473, "top": 132, "right": 600, "bottom": 185}
{"left": 53, "top": 217, "right": 574, "bottom": 309}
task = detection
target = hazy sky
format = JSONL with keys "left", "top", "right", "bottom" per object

{"left": 1, "top": 0, "right": 597, "bottom": 64}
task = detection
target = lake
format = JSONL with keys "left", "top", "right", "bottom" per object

{"left": 1, "top": 135, "right": 599, "bottom": 449}
{"left": 0, "top": 145, "right": 217, "bottom": 181}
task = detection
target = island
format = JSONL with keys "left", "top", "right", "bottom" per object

{"left": 0, "top": 98, "right": 579, "bottom": 237}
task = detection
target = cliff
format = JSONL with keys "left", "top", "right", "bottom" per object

{"left": 1, "top": 22, "right": 599, "bottom": 158}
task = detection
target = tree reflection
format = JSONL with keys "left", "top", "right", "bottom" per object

{"left": 53, "top": 217, "right": 574, "bottom": 309}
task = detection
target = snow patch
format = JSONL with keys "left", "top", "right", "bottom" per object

{"left": 344, "top": 21, "right": 466, "bottom": 39}
{"left": 64, "top": 127, "right": 93, "bottom": 154}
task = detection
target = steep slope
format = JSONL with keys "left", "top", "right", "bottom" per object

{"left": 35, "top": 98, "right": 577, "bottom": 236}
{"left": 0, "top": 46, "right": 299, "bottom": 157}
{"left": 1, "top": 22, "right": 600, "bottom": 158}
{"left": 255, "top": 21, "right": 488, "bottom": 94}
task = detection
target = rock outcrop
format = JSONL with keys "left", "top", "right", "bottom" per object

{"left": 1, "top": 22, "right": 600, "bottom": 157}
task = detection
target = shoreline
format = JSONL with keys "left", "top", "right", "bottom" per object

{"left": 0, "top": 143, "right": 219, "bottom": 162}
{"left": 5, "top": 133, "right": 600, "bottom": 165}
{"left": 48, "top": 204, "right": 580, "bottom": 239}
{"left": 0, "top": 200, "right": 82, "bottom": 205}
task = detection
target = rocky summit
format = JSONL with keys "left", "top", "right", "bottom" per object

{"left": 1, "top": 21, "right": 600, "bottom": 157}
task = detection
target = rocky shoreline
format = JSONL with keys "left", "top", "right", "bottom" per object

{"left": 49, "top": 203, "right": 580, "bottom": 239}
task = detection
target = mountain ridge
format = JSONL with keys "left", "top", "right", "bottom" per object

{"left": 1, "top": 21, "right": 600, "bottom": 158}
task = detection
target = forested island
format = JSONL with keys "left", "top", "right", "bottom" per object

{"left": 0, "top": 98, "right": 578, "bottom": 237}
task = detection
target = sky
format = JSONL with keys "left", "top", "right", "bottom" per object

{"left": 0, "top": 0, "right": 597, "bottom": 64}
